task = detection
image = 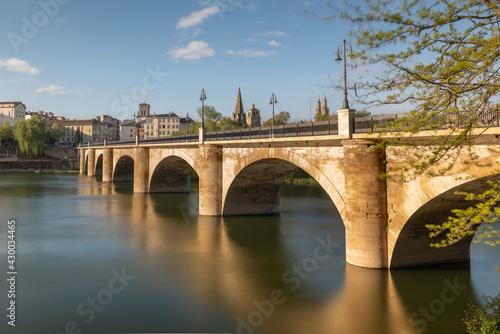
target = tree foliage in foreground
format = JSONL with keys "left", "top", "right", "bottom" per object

{"left": 327, "top": 0, "right": 500, "bottom": 247}
{"left": 463, "top": 291, "right": 500, "bottom": 334}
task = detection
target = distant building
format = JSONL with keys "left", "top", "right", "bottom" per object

{"left": 47, "top": 119, "right": 112, "bottom": 145}
{"left": 95, "top": 115, "right": 120, "bottom": 141}
{"left": 246, "top": 104, "right": 261, "bottom": 128}
{"left": 120, "top": 120, "right": 138, "bottom": 141}
{"left": 25, "top": 110, "right": 57, "bottom": 121}
{"left": 139, "top": 103, "right": 151, "bottom": 118}
{"left": 140, "top": 112, "right": 181, "bottom": 139}
{"left": 0, "top": 101, "right": 26, "bottom": 126}
{"left": 179, "top": 113, "right": 194, "bottom": 134}
{"left": 232, "top": 88, "right": 247, "bottom": 125}
{"left": 314, "top": 95, "right": 330, "bottom": 121}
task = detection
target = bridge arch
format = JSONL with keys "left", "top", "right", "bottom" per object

{"left": 113, "top": 155, "right": 134, "bottom": 182}
{"left": 95, "top": 154, "right": 103, "bottom": 177}
{"left": 150, "top": 155, "right": 197, "bottom": 193}
{"left": 222, "top": 148, "right": 345, "bottom": 218}
{"left": 389, "top": 174, "right": 500, "bottom": 268}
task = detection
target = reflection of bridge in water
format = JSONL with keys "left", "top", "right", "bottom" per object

{"left": 80, "top": 110, "right": 500, "bottom": 269}
{"left": 77, "top": 180, "right": 476, "bottom": 334}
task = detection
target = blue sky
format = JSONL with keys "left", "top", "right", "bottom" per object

{"left": 0, "top": 0, "right": 389, "bottom": 122}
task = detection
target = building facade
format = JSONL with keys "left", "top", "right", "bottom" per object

{"left": 139, "top": 103, "right": 151, "bottom": 118}
{"left": 120, "top": 120, "right": 138, "bottom": 141}
{"left": 246, "top": 104, "right": 261, "bottom": 128}
{"left": 140, "top": 112, "right": 181, "bottom": 139}
{"left": 47, "top": 119, "right": 112, "bottom": 145}
{"left": 0, "top": 101, "right": 26, "bottom": 126}
{"left": 95, "top": 115, "right": 120, "bottom": 141}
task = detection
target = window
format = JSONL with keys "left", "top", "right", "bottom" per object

{"left": 168, "top": 131, "right": 170, "bottom": 135}
{"left": 162, "top": 125, "right": 165, "bottom": 129}
{"left": 162, "top": 131, "right": 165, "bottom": 135}
{"left": 167, "top": 125, "right": 170, "bottom": 129}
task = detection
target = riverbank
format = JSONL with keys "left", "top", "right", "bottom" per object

{"left": 0, "top": 159, "right": 77, "bottom": 172}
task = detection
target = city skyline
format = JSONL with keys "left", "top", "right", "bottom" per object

{"left": 0, "top": 0, "right": 393, "bottom": 123}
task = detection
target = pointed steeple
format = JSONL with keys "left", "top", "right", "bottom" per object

{"left": 322, "top": 94, "right": 329, "bottom": 116}
{"left": 315, "top": 97, "right": 322, "bottom": 115}
{"left": 233, "top": 88, "right": 246, "bottom": 125}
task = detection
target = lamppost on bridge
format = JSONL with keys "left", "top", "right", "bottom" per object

{"left": 199, "top": 88, "right": 207, "bottom": 144}
{"left": 269, "top": 93, "right": 277, "bottom": 138}
{"left": 335, "top": 39, "right": 353, "bottom": 110}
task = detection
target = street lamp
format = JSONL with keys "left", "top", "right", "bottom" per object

{"left": 200, "top": 88, "right": 207, "bottom": 129}
{"left": 335, "top": 39, "right": 353, "bottom": 110}
{"left": 269, "top": 93, "right": 278, "bottom": 138}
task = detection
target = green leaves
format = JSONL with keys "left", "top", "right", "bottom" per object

{"left": 14, "top": 116, "right": 49, "bottom": 158}
{"left": 330, "top": 0, "right": 500, "bottom": 247}
{"left": 426, "top": 181, "right": 500, "bottom": 247}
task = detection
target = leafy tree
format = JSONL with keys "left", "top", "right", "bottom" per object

{"left": 0, "top": 121, "right": 14, "bottom": 146}
{"left": 196, "top": 105, "right": 222, "bottom": 123}
{"left": 188, "top": 106, "right": 247, "bottom": 133}
{"left": 48, "top": 124, "right": 66, "bottom": 144}
{"left": 188, "top": 121, "right": 201, "bottom": 134}
{"left": 14, "top": 116, "right": 48, "bottom": 157}
{"left": 463, "top": 290, "right": 500, "bottom": 333}
{"left": 263, "top": 111, "right": 291, "bottom": 126}
{"left": 327, "top": 0, "right": 500, "bottom": 246}
{"left": 75, "top": 128, "right": 81, "bottom": 146}
{"left": 314, "top": 113, "right": 330, "bottom": 122}
{"left": 218, "top": 116, "right": 246, "bottom": 130}
{"left": 355, "top": 110, "right": 371, "bottom": 118}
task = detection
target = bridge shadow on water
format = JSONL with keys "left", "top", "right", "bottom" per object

{"left": 77, "top": 176, "right": 486, "bottom": 334}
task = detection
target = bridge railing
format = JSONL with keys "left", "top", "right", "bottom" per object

{"left": 87, "top": 120, "right": 339, "bottom": 147}
{"left": 85, "top": 110, "right": 500, "bottom": 148}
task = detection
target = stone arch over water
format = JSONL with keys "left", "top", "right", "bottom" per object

{"left": 222, "top": 148, "right": 346, "bottom": 219}
{"left": 113, "top": 155, "right": 134, "bottom": 182}
{"left": 149, "top": 156, "right": 195, "bottom": 193}
{"left": 389, "top": 174, "right": 500, "bottom": 268}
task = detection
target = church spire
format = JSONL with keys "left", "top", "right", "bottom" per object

{"left": 233, "top": 87, "right": 246, "bottom": 125}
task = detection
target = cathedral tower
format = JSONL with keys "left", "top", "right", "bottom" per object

{"left": 232, "top": 88, "right": 247, "bottom": 125}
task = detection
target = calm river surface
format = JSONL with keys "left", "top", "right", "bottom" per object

{"left": 0, "top": 173, "right": 499, "bottom": 334}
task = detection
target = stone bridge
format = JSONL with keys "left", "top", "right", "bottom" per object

{"left": 79, "top": 112, "right": 500, "bottom": 269}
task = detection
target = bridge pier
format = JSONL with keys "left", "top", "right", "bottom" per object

{"left": 134, "top": 147, "right": 149, "bottom": 193}
{"left": 198, "top": 144, "right": 222, "bottom": 216}
{"left": 79, "top": 148, "right": 85, "bottom": 175}
{"left": 87, "top": 149, "right": 96, "bottom": 177}
{"left": 343, "top": 140, "right": 388, "bottom": 268}
{"left": 102, "top": 148, "right": 113, "bottom": 182}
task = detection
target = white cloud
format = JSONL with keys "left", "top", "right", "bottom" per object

{"left": 168, "top": 41, "right": 216, "bottom": 60}
{"left": 0, "top": 58, "right": 39, "bottom": 75}
{"left": 256, "top": 31, "right": 288, "bottom": 37}
{"left": 176, "top": 6, "right": 220, "bottom": 29}
{"left": 226, "top": 49, "right": 276, "bottom": 58}
{"left": 268, "top": 40, "right": 281, "bottom": 47}
{"left": 246, "top": 38, "right": 258, "bottom": 43}
{"left": 36, "top": 84, "right": 83, "bottom": 96}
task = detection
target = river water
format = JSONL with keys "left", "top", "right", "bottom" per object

{"left": 0, "top": 173, "right": 498, "bottom": 334}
